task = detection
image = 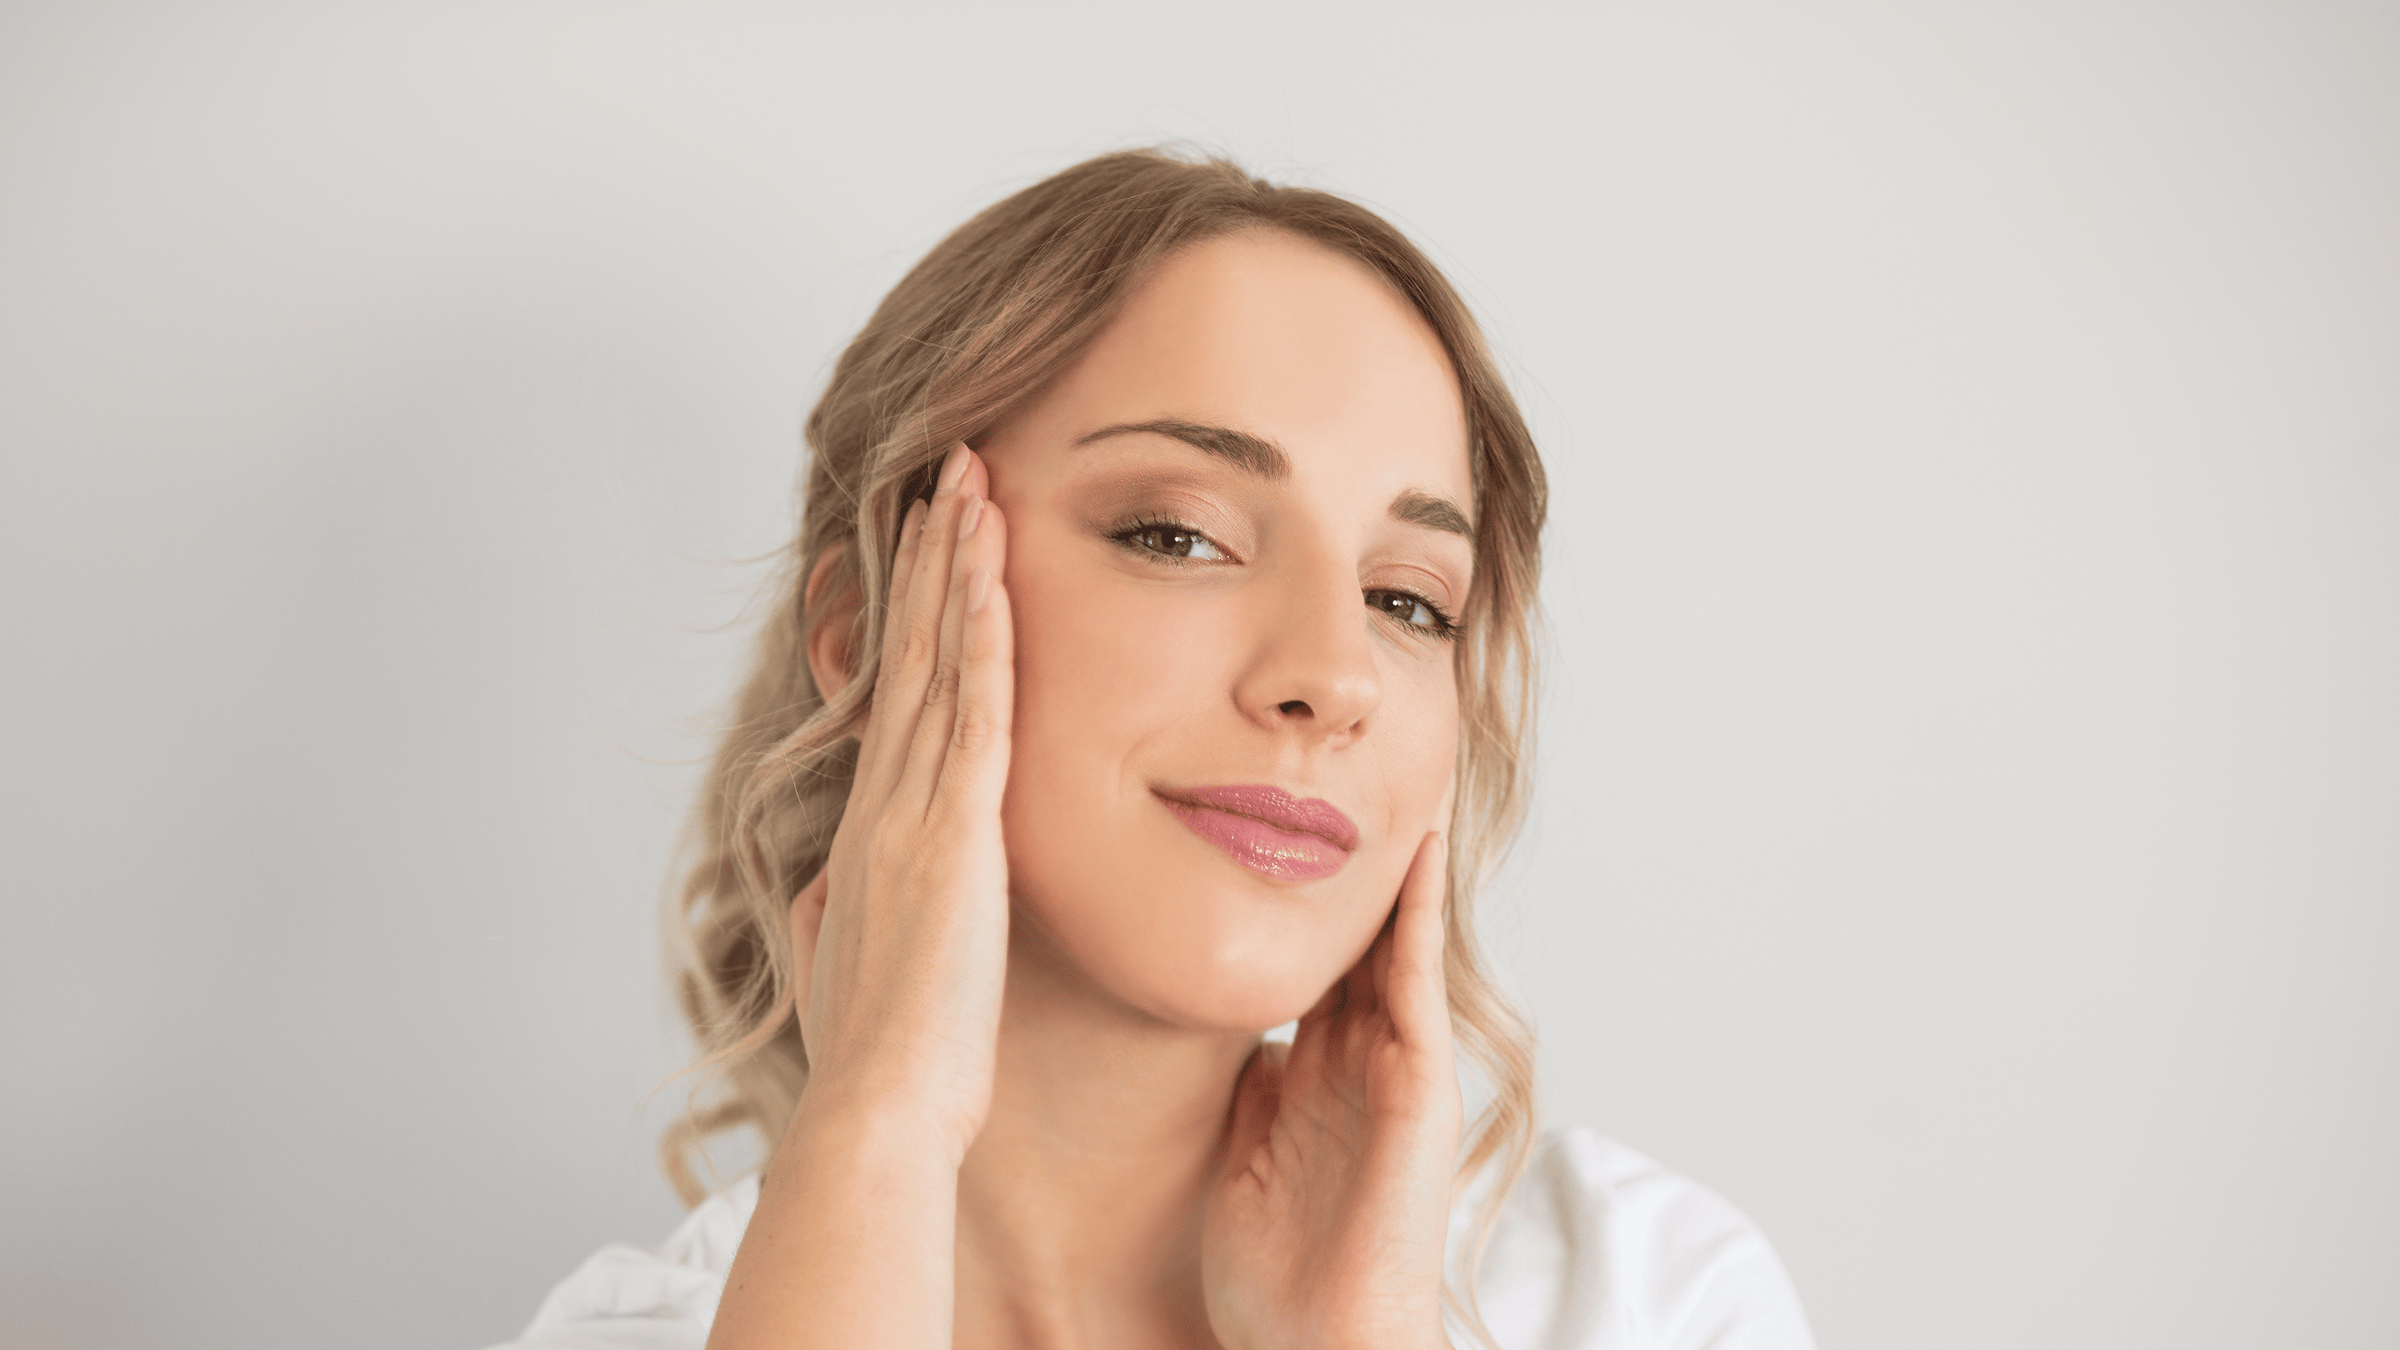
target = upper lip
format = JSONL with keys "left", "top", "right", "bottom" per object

{"left": 1153, "top": 784, "right": 1360, "bottom": 852}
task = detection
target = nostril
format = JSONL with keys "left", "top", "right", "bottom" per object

{"left": 1277, "top": 699, "right": 1312, "bottom": 717}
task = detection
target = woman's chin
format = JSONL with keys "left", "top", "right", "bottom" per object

{"left": 1070, "top": 919, "right": 1349, "bottom": 1035}
{"left": 1137, "top": 972, "right": 1326, "bottom": 1037}
{"left": 1010, "top": 871, "right": 1378, "bottom": 1036}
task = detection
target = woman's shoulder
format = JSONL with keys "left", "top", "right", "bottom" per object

{"left": 1449, "top": 1126, "right": 1817, "bottom": 1350}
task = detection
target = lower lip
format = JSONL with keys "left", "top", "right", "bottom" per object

{"left": 1159, "top": 797, "right": 1351, "bottom": 883}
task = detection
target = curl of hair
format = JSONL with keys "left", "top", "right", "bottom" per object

{"left": 660, "top": 147, "right": 1548, "bottom": 1345}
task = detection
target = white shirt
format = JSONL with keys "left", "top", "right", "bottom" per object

{"left": 487, "top": 1128, "right": 1815, "bottom": 1350}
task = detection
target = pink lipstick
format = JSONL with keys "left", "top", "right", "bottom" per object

{"left": 1153, "top": 784, "right": 1359, "bottom": 883}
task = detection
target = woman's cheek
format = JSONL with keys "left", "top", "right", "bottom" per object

{"left": 1381, "top": 649, "right": 1462, "bottom": 821}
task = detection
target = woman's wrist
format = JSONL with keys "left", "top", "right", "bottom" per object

{"left": 708, "top": 1082, "right": 962, "bottom": 1350}
{"left": 785, "top": 1076, "right": 978, "bottom": 1174}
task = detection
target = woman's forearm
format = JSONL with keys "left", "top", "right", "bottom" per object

{"left": 705, "top": 1095, "right": 960, "bottom": 1350}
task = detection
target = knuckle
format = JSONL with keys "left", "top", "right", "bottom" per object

{"left": 949, "top": 701, "right": 1000, "bottom": 755}
{"left": 923, "top": 659, "right": 962, "bottom": 707}
{"left": 893, "top": 626, "right": 936, "bottom": 673}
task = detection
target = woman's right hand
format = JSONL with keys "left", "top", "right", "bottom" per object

{"left": 706, "top": 441, "right": 1012, "bottom": 1350}
{"left": 786, "top": 440, "right": 1015, "bottom": 1166}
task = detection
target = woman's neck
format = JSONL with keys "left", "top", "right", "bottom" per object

{"left": 950, "top": 916, "right": 1259, "bottom": 1350}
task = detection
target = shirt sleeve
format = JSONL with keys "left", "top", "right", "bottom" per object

{"left": 1455, "top": 1128, "right": 1817, "bottom": 1350}
{"left": 479, "top": 1180, "right": 755, "bottom": 1350}
{"left": 1634, "top": 1179, "right": 1815, "bottom": 1350}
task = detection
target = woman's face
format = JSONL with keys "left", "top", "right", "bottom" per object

{"left": 980, "top": 228, "right": 1474, "bottom": 1033}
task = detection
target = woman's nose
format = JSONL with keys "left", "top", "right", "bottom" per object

{"left": 1231, "top": 566, "right": 1383, "bottom": 747}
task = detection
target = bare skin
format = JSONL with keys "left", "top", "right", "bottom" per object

{"left": 705, "top": 230, "right": 1474, "bottom": 1350}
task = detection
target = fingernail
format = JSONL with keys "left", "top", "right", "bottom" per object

{"left": 960, "top": 493, "right": 984, "bottom": 539}
{"left": 937, "top": 443, "right": 970, "bottom": 492}
{"left": 967, "top": 566, "right": 992, "bottom": 614}
{"left": 902, "top": 499, "right": 926, "bottom": 539}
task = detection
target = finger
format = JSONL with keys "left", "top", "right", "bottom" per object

{"left": 855, "top": 497, "right": 927, "bottom": 746}
{"left": 1219, "top": 1040, "right": 1288, "bottom": 1183}
{"left": 786, "top": 866, "right": 833, "bottom": 1054}
{"left": 895, "top": 463, "right": 986, "bottom": 812}
{"left": 1385, "top": 831, "right": 1452, "bottom": 1049}
{"left": 879, "top": 497, "right": 929, "bottom": 660}
{"left": 871, "top": 482, "right": 940, "bottom": 691}
{"left": 910, "top": 493, "right": 1010, "bottom": 814}
{"left": 856, "top": 443, "right": 973, "bottom": 804}
{"left": 1370, "top": 902, "right": 1399, "bottom": 1005}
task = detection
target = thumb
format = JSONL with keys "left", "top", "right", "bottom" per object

{"left": 1220, "top": 1040, "right": 1288, "bottom": 1184}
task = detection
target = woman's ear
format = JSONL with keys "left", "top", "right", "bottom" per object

{"left": 803, "top": 544, "right": 863, "bottom": 706}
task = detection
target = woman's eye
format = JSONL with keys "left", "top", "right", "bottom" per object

{"left": 1118, "top": 522, "right": 1226, "bottom": 561}
{"left": 1367, "top": 589, "right": 1457, "bottom": 639}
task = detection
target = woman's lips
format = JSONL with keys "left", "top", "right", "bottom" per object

{"left": 1153, "top": 784, "right": 1359, "bottom": 883}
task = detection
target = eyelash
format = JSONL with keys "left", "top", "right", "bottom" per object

{"left": 1106, "top": 514, "right": 1463, "bottom": 643}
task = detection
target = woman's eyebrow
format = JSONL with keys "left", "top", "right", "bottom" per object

{"left": 1074, "top": 418, "right": 1473, "bottom": 538}
{"left": 1390, "top": 489, "right": 1473, "bottom": 539}
{"left": 1074, "top": 419, "right": 1290, "bottom": 479}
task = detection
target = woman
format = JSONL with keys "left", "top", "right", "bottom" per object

{"left": 494, "top": 149, "right": 1813, "bottom": 1350}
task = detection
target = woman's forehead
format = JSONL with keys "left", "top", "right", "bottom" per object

{"left": 1031, "top": 231, "right": 1473, "bottom": 503}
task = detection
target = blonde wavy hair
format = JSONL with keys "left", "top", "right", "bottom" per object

{"left": 662, "top": 147, "right": 1549, "bottom": 1333}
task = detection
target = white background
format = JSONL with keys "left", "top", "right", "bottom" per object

{"left": 2, "top": 4, "right": 2393, "bottom": 1348}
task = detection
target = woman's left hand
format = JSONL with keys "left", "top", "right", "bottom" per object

{"left": 1201, "top": 830, "right": 1464, "bottom": 1350}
